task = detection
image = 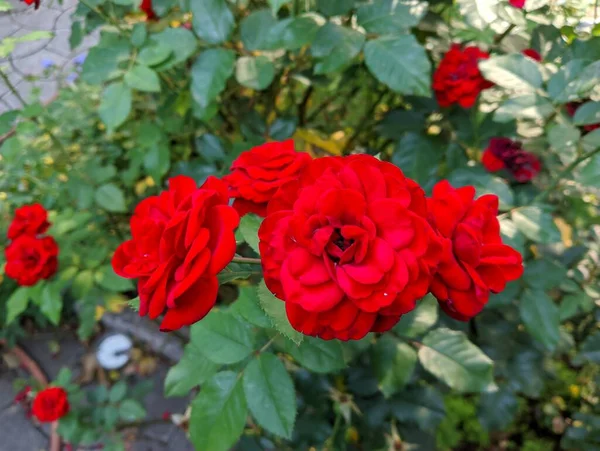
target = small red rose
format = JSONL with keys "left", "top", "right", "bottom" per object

{"left": 5, "top": 235, "right": 59, "bottom": 286}
{"left": 522, "top": 48, "right": 542, "bottom": 62}
{"left": 224, "top": 140, "right": 312, "bottom": 217}
{"left": 258, "top": 155, "right": 441, "bottom": 340}
{"left": 481, "top": 137, "right": 541, "bottom": 182}
{"left": 140, "top": 0, "right": 157, "bottom": 20}
{"left": 31, "top": 387, "right": 70, "bottom": 423}
{"left": 427, "top": 181, "right": 523, "bottom": 320}
{"left": 112, "top": 176, "right": 239, "bottom": 331}
{"left": 7, "top": 203, "right": 50, "bottom": 240}
{"left": 21, "top": 0, "right": 41, "bottom": 9}
{"left": 433, "top": 44, "right": 493, "bottom": 108}
{"left": 509, "top": 0, "right": 525, "bottom": 8}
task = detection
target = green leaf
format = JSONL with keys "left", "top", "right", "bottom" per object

{"left": 164, "top": 340, "right": 219, "bottom": 397}
{"left": 573, "top": 101, "right": 600, "bottom": 126}
{"left": 143, "top": 142, "right": 170, "bottom": 182}
{"left": 390, "top": 386, "right": 446, "bottom": 432}
{"left": 519, "top": 289, "right": 560, "bottom": 352}
{"left": 195, "top": 134, "right": 225, "bottom": 162}
{"left": 239, "top": 214, "right": 261, "bottom": 254}
{"left": 548, "top": 122, "right": 581, "bottom": 164}
{"left": 81, "top": 33, "right": 131, "bottom": 85}
{"left": 357, "top": 0, "right": 426, "bottom": 34}
{"left": 269, "top": 117, "right": 297, "bottom": 140}
{"left": 479, "top": 54, "right": 543, "bottom": 92}
{"left": 512, "top": 206, "right": 561, "bottom": 243}
{"left": 269, "top": 16, "right": 320, "bottom": 51}
{"left": 243, "top": 353, "right": 296, "bottom": 439}
{"left": 240, "top": 10, "right": 278, "bottom": 51}
{"left": 523, "top": 258, "right": 566, "bottom": 291}
{"left": 374, "top": 336, "right": 417, "bottom": 398}
{"left": 118, "top": 400, "right": 146, "bottom": 422}
{"left": 268, "top": 0, "right": 289, "bottom": 14}
{"left": 495, "top": 94, "right": 554, "bottom": 122}
{"left": 191, "top": 0, "right": 234, "bottom": 44}
{"left": 419, "top": 328, "right": 495, "bottom": 393}
{"left": 394, "top": 294, "right": 438, "bottom": 338}
{"left": 99, "top": 82, "right": 132, "bottom": 131}
{"left": 6, "top": 288, "right": 30, "bottom": 325}
{"left": 108, "top": 382, "right": 127, "bottom": 404}
{"left": 137, "top": 43, "right": 172, "bottom": 66}
{"left": 230, "top": 286, "right": 271, "bottom": 328}
{"left": 94, "top": 265, "right": 134, "bottom": 292}
{"left": 364, "top": 35, "right": 431, "bottom": 96}
{"left": 55, "top": 368, "right": 72, "bottom": 387}
{"left": 191, "top": 310, "right": 255, "bottom": 364}
{"left": 235, "top": 56, "right": 275, "bottom": 90}
{"left": 150, "top": 28, "right": 197, "bottom": 70}
{"left": 311, "top": 23, "right": 365, "bottom": 74}
{"left": 478, "top": 388, "right": 518, "bottom": 431}
{"left": 0, "top": 0, "right": 12, "bottom": 11}
{"left": 190, "top": 371, "right": 247, "bottom": 451}
{"left": 0, "top": 110, "right": 18, "bottom": 135}
{"left": 575, "top": 331, "right": 600, "bottom": 364}
{"left": 457, "top": 0, "right": 499, "bottom": 30}
{"left": 316, "top": 0, "right": 354, "bottom": 17}
{"left": 548, "top": 60, "right": 600, "bottom": 103}
{"left": 286, "top": 336, "right": 345, "bottom": 374}
{"left": 580, "top": 154, "right": 600, "bottom": 187}
{"left": 130, "top": 23, "right": 147, "bottom": 47}
{"left": 104, "top": 406, "right": 120, "bottom": 429}
{"left": 258, "top": 281, "right": 304, "bottom": 345}
{"left": 392, "top": 133, "right": 442, "bottom": 188}
{"left": 95, "top": 183, "right": 127, "bottom": 213}
{"left": 191, "top": 49, "right": 236, "bottom": 108}
{"left": 40, "top": 281, "right": 63, "bottom": 325}
{"left": 125, "top": 65, "right": 161, "bottom": 92}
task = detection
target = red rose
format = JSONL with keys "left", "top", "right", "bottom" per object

{"left": 427, "top": 181, "right": 523, "bottom": 320}
{"left": 522, "top": 48, "right": 542, "bottom": 62}
{"left": 140, "top": 0, "right": 157, "bottom": 20}
{"left": 509, "top": 0, "right": 525, "bottom": 8}
{"left": 21, "top": 0, "right": 41, "bottom": 9}
{"left": 5, "top": 235, "right": 59, "bottom": 286}
{"left": 432, "top": 44, "right": 493, "bottom": 108}
{"left": 7, "top": 203, "right": 50, "bottom": 240}
{"left": 31, "top": 387, "right": 69, "bottom": 423}
{"left": 224, "top": 140, "right": 312, "bottom": 217}
{"left": 258, "top": 155, "right": 441, "bottom": 340}
{"left": 112, "top": 176, "right": 239, "bottom": 331}
{"left": 481, "top": 137, "right": 541, "bottom": 182}
{"left": 566, "top": 100, "right": 600, "bottom": 133}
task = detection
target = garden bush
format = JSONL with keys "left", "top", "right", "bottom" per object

{"left": 1, "top": 0, "right": 600, "bottom": 450}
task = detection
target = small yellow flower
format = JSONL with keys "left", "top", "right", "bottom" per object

{"left": 170, "top": 20, "right": 181, "bottom": 28}
{"left": 345, "top": 426, "right": 359, "bottom": 443}
{"left": 58, "top": 174, "right": 68, "bottom": 182}
{"left": 569, "top": 385, "right": 581, "bottom": 398}
{"left": 98, "top": 122, "right": 106, "bottom": 131}
{"left": 43, "top": 156, "right": 54, "bottom": 165}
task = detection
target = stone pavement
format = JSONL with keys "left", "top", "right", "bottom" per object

{"left": 0, "top": 329, "right": 195, "bottom": 450}
{"left": 0, "top": 0, "right": 98, "bottom": 113}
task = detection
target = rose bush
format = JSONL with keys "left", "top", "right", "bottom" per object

{"left": 1, "top": 0, "right": 600, "bottom": 450}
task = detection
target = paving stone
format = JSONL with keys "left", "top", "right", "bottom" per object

{"left": 18, "top": 332, "right": 87, "bottom": 381}
{"left": 6, "top": 28, "right": 53, "bottom": 59}
{"left": 0, "top": 404, "right": 48, "bottom": 451}
{"left": 9, "top": 5, "right": 62, "bottom": 31}
{"left": 0, "top": 368, "right": 19, "bottom": 411}
{"left": 0, "top": 16, "right": 20, "bottom": 39}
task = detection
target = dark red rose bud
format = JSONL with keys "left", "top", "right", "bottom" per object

{"left": 21, "top": 0, "right": 41, "bottom": 9}
{"left": 433, "top": 44, "right": 493, "bottom": 108}
{"left": 7, "top": 203, "right": 50, "bottom": 240}
{"left": 140, "top": 0, "right": 157, "bottom": 20}
{"left": 481, "top": 137, "right": 541, "bottom": 183}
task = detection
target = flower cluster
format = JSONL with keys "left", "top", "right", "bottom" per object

{"left": 113, "top": 141, "right": 523, "bottom": 340}
{"left": 481, "top": 137, "right": 541, "bottom": 182}
{"left": 5, "top": 204, "right": 59, "bottom": 286}
{"left": 433, "top": 44, "right": 493, "bottom": 108}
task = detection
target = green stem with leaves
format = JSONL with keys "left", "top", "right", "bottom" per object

{"left": 232, "top": 256, "right": 262, "bottom": 265}
{"left": 534, "top": 146, "right": 600, "bottom": 203}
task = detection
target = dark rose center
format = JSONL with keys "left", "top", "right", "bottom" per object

{"left": 22, "top": 249, "right": 40, "bottom": 267}
{"left": 326, "top": 229, "right": 355, "bottom": 263}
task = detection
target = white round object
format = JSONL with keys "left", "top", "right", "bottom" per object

{"left": 96, "top": 334, "right": 133, "bottom": 370}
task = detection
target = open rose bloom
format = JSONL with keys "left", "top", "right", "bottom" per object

{"left": 112, "top": 176, "right": 239, "bottom": 331}
{"left": 31, "top": 387, "right": 69, "bottom": 423}
{"left": 259, "top": 155, "right": 442, "bottom": 340}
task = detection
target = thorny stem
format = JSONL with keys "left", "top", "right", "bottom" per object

{"left": 533, "top": 146, "right": 600, "bottom": 203}
{"left": 232, "top": 256, "right": 262, "bottom": 265}
{"left": 0, "top": 68, "right": 69, "bottom": 158}
{"left": 325, "top": 411, "right": 343, "bottom": 450}
{"left": 494, "top": 24, "right": 516, "bottom": 46}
